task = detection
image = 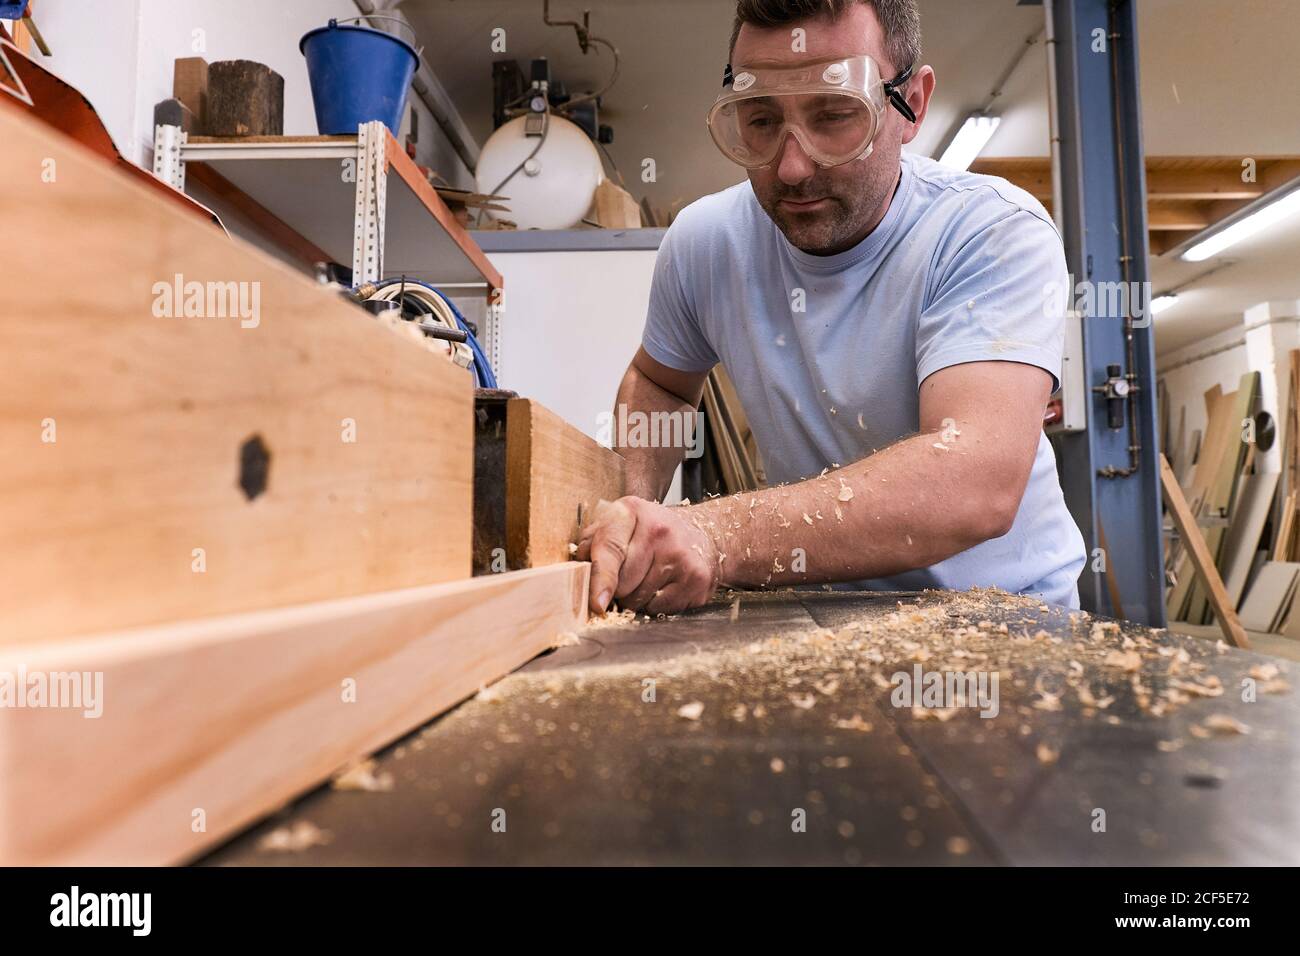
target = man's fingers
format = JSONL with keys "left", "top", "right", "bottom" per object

{"left": 586, "top": 500, "right": 638, "bottom": 614}
{"left": 622, "top": 562, "right": 676, "bottom": 611}
{"left": 644, "top": 566, "right": 716, "bottom": 616}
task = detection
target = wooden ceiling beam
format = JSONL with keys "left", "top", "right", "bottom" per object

{"left": 1146, "top": 201, "right": 1213, "bottom": 231}
{"left": 968, "top": 155, "right": 1300, "bottom": 257}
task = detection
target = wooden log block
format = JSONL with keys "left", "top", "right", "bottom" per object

{"left": 0, "top": 562, "right": 590, "bottom": 865}
{"left": 0, "top": 88, "right": 472, "bottom": 645}
{"left": 172, "top": 56, "right": 208, "bottom": 132}
{"left": 505, "top": 399, "right": 627, "bottom": 568}
{"left": 207, "top": 59, "right": 283, "bottom": 137}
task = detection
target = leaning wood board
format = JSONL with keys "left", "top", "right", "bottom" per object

{"left": 0, "top": 562, "right": 590, "bottom": 865}
{"left": 0, "top": 97, "right": 473, "bottom": 644}
{"left": 1159, "top": 455, "right": 1248, "bottom": 648}
{"left": 505, "top": 399, "right": 626, "bottom": 568}
{"left": 1186, "top": 372, "right": 1258, "bottom": 624}
{"left": 1167, "top": 385, "right": 1236, "bottom": 621}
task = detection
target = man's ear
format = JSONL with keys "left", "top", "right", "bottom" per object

{"left": 899, "top": 64, "right": 936, "bottom": 145}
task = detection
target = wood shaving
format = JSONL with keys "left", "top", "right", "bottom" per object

{"left": 257, "top": 821, "right": 332, "bottom": 853}
{"left": 813, "top": 677, "right": 840, "bottom": 696}
{"left": 769, "top": 757, "right": 785, "bottom": 773}
{"left": 1103, "top": 649, "right": 1142, "bottom": 672}
{"left": 833, "top": 713, "right": 873, "bottom": 732}
{"left": 1202, "top": 713, "right": 1250, "bottom": 735}
{"left": 1036, "top": 742, "right": 1059, "bottom": 765}
{"left": 912, "top": 705, "right": 958, "bottom": 722}
{"left": 676, "top": 701, "right": 705, "bottom": 720}
{"left": 1249, "top": 663, "right": 1280, "bottom": 681}
{"left": 789, "top": 692, "right": 817, "bottom": 710}
{"left": 331, "top": 758, "right": 395, "bottom": 793}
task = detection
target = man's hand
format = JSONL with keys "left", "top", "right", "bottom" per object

{"left": 575, "top": 497, "right": 721, "bottom": 616}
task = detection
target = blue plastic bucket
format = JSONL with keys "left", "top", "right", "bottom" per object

{"left": 300, "top": 18, "right": 419, "bottom": 135}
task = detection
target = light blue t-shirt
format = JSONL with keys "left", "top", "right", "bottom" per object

{"left": 641, "top": 152, "right": 1087, "bottom": 607}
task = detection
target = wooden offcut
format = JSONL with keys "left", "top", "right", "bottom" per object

{"left": 172, "top": 56, "right": 209, "bottom": 132}
{"left": 505, "top": 399, "right": 627, "bottom": 568}
{"left": 206, "top": 59, "right": 283, "bottom": 137}
{"left": 591, "top": 180, "right": 641, "bottom": 229}
{"left": 1160, "top": 454, "right": 1249, "bottom": 648}
{"left": 0, "top": 94, "right": 473, "bottom": 644}
{"left": 0, "top": 562, "right": 590, "bottom": 865}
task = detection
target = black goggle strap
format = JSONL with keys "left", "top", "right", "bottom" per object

{"left": 882, "top": 63, "right": 917, "bottom": 122}
{"left": 720, "top": 61, "right": 917, "bottom": 122}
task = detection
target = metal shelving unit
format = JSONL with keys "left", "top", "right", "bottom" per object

{"left": 152, "top": 120, "right": 503, "bottom": 305}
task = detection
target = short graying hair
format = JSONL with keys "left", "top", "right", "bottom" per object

{"left": 728, "top": 0, "right": 922, "bottom": 76}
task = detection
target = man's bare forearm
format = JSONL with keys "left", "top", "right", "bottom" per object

{"left": 614, "top": 363, "right": 695, "bottom": 501}
{"left": 687, "top": 425, "right": 1020, "bottom": 589}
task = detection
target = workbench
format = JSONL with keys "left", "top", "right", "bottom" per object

{"left": 202, "top": 589, "right": 1299, "bottom": 866}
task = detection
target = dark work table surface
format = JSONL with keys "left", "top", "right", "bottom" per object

{"left": 202, "top": 589, "right": 1299, "bottom": 866}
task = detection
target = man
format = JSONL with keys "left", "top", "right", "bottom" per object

{"left": 577, "top": 0, "right": 1086, "bottom": 616}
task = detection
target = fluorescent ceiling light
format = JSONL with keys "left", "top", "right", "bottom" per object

{"left": 1181, "top": 185, "right": 1300, "bottom": 262}
{"left": 1151, "top": 294, "right": 1178, "bottom": 315}
{"left": 938, "top": 115, "right": 1001, "bottom": 171}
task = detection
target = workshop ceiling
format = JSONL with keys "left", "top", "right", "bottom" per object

{"left": 399, "top": 0, "right": 1300, "bottom": 354}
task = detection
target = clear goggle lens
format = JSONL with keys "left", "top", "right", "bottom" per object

{"left": 712, "top": 92, "right": 879, "bottom": 168}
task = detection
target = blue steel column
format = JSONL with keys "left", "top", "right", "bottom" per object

{"left": 1048, "top": 0, "right": 1165, "bottom": 625}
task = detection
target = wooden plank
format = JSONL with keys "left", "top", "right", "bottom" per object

{"left": 505, "top": 399, "right": 626, "bottom": 568}
{"left": 1187, "top": 373, "right": 1258, "bottom": 622}
{"left": 172, "top": 56, "right": 209, "bottom": 132}
{"left": 1222, "top": 471, "right": 1280, "bottom": 610}
{"left": 0, "top": 94, "right": 473, "bottom": 644}
{"left": 0, "top": 562, "right": 590, "bottom": 865}
{"left": 1274, "top": 490, "right": 1298, "bottom": 562}
{"left": 1239, "top": 561, "right": 1300, "bottom": 632}
{"left": 1159, "top": 454, "right": 1249, "bottom": 648}
{"left": 1167, "top": 385, "right": 1235, "bottom": 620}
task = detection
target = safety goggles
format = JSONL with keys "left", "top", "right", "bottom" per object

{"left": 706, "top": 55, "right": 916, "bottom": 169}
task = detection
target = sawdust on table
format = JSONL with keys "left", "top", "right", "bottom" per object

{"left": 414, "top": 588, "right": 1290, "bottom": 858}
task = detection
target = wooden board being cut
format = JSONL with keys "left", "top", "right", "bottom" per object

{"left": 0, "top": 94, "right": 473, "bottom": 644}
{"left": 505, "top": 399, "right": 626, "bottom": 568}
{"left": 0, "top": 561, "right": 590, "bottom": 865}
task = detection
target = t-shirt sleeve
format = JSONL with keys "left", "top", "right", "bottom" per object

{"left": 640, "top": 227, "right": 720, "bottom": 373}
{"left": 915, "top": 210, "right": 1068, "bottom": 391}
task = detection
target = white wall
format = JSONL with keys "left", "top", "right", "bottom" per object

{"left": 30, "top": 0, "right": 472, "bottom": 184}
{"left": 1158, "top": 301, "right": 1300, "bottom": 470}
{"left": 477, "top": 246, "right": 683, "bottom": 503}
{"left": 489, "top": 248, "right": 655, "bottom": 437}
{"left": 1159, "top": 327, "right": 1250, "bottom": 459}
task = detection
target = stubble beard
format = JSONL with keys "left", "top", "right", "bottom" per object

{"left": 754, "top": 154, "right": 898, "bottom": 256}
